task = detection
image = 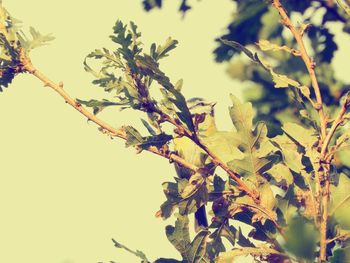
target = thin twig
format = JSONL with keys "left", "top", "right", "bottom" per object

{"left": 321, "top": 98, "right": 350, "bottom": 157}
{"left": 327, "top": 232, "right": 350, "bottom": 244}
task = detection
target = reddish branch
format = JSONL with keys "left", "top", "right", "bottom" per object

{"left": 270, "top": 0, "right": 339, "bottom": 261}
{"left": 271, "top": 0, "right": 327, "bottom": 140}
{"left": 20, "top": 54, "right": 200, "bottom": 173}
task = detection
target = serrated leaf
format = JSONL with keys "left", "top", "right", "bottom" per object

{"left": 227, "top": 95, "right": 278, "bottom": 181}
{"left": 18, "top": 27, "right": 54, "bottom": 52}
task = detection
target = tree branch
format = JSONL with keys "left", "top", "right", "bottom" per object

{"left": 271, "top": 0, "right": 327, "bottom": 140}
{"left": 270, "top": 1, "right": 333, "bottom": 261}
{"left": 20, "top": 53, "right": 201, "bottom": 176}
{"left": 321, "top": 96, "right": 350, "bottom": 157}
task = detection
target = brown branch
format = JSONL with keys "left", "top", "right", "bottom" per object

{"left": 321, "top": 97, "right": 350, "bottom": 157}
{"left": 153, "top": 105, "right": 260, "bottom": 203}
{"left": 270, "top": 1, "right": 335, "bottom": 261}
{"left": 192, "top": 136, "right": 260, "bottom": 203}
{"left": 327, "top": 232, "right": 350, "bottom": 244}
{"left": 318, "top": 96, "right": 350, "bottom": 260}
{"left": 20, "top": 54, "right": 201, "bottom": 176}
{"left": 271, "top": 0, "right": 327, "bottom": 140}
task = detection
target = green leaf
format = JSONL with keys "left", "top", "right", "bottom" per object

{"left": 187, "top": 230, "right": 210, "bottom": 263}
{"left": 76, "top": 98, "right": 123, "bottom": 115}
{"left": 124, "top": 126, "right": 172, "bottom": 149}
{"left": 141, "top": 133, "right": 173, "bottom": 149}
{"left": 216, "top": 245, "right": 281, "bottom": 263}
{"left": 135, "top": 54, "right": 194, "bottom": 131}
{"left": 201, "top": 131, "right": 243, "bottom": 163}
{"left": 330, "top": 246, "right": 350, "bottom": 263}
{"left": 270, "top": 71, "right": 301, "bottom": 88}
{"left": 17, "top": 27, "right": 54, "bottom": 52}
{"left": 227, "top": 95, "right": 279, "bottom": 185}
{"left": 166, "top": 215, "right": 191, "bottom": 260}
{"left": 154, "top": 259, "right": 183, "bottom": 263}
{"left": 124, "top": 126, "right": 145, "bottom": 147}
{"left": 257, "top": 39, "right": 292, "bottom": 53}
{"left": 330, "top": 173, "right": 350, "bottom": 230}
{"left": 111, "top": 239, "right": 150, "bottom": 262}
{"left": 220, "top": 39, "right": 256, "bottom": 61}
{"left": 152, "top": 37, "right": 178, "bottom": 61}
{"left": 271, "top": 134, "right": 305, "bottom": 173}
{"left": 284, "top": 216, "right": 318, "bottom": 260}
{"left": 267, "top": 163, "right": 293, "bottom": 186}
{"left": 282, "top": 122, "right": 318, "bottom": 150}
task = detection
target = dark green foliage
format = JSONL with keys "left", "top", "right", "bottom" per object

{"left": 142, "top": 0, "right": 193, "bottom": 14}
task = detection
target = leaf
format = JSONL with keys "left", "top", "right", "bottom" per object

{"left": 216, "top": 245, "right": 281, "bottom": 263}
{"left": 141, "top": 118, "right": 157, "bottom": 136}
{"left": 141, "top": 133, "right": 173, "bottom": 149}
{"left": 111, "top": 239, "right": 150, "bottom": 262}
{"left": 154, "top": 259, "right": 183, "bottom": 263}
{"left": 179, "top": 172, "right": 205, "bottom": 199}
{"left": 160, "top": 175, "right": 208, "bottom": 219}
{"left": 267, "top": 163, "right": 293, "bottom": 186}
{"left": 166, "top": 215, "right": 191, "bottom": 260}
{"left": 187, "top": 230, "right": 210, "bottom": 263}
{"left": 276, "top": 187, "right": 297, "bottom": 225}
{"left": 135, "top": 54, "right": 194, "bottom": 131}
{"left": 329, "top": 246, "right": 350, "bottom": 263}
{"left": 282, "top": 122, "right": 318, "bottom": 150}
{"left": 76, "top": 98, "right": 123, "bottom": 115}
{"left": 257, "top": 39, "right": 294, "bottom": 54}
{"left": 284, "top": 216, "right": 318, "bottom": 260}
{"left": 152, "top": 37, "right": 178, "bottom": 61}
{"left": 330, "top": 173, "right": 350, "bottom": 230}
{"left": 124, "top": 126, "right": 145, "bottom": 147}
{"left": 270, "top": 71, "right": 300, "bottom": 88}
{"left": 18, "top": 27, "right": 54, "bottom": 52}
{"left": 271, "top": 134, "right": 305, "bottom": 173}
{"left": 220, "top": 39, "right": 255, "bottom": 61}
{"left": 201, "top": 131, "right": 243, "bottom": 163}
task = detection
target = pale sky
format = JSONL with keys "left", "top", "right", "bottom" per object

{"left": 0, "top": 1, "right": 349, "bottom": 263}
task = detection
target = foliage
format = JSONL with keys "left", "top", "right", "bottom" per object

{"left": 142, "top": 0, "right": 350, "bottom": 139}
{"left": 1, "top": 0, "right": 350, "bottom": 262}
